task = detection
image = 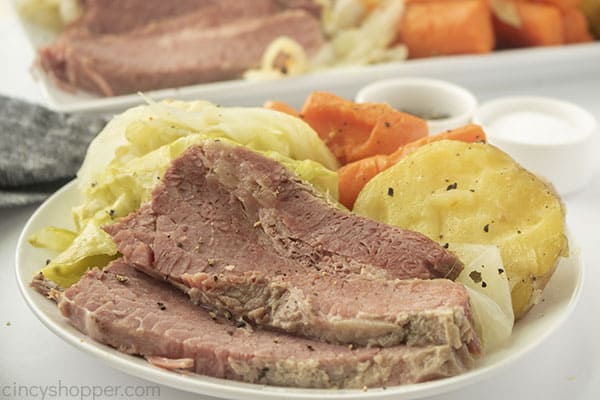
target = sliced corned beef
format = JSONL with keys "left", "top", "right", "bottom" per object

{"left": 105, "top": 141, "right": 477, "bottom": 351}
{"left": 58, "top": 261, "right": 474, "bottom": 388}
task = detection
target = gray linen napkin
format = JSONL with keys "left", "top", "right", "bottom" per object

{"left": 0, "top": 95, "right": 107, "bottom": 207}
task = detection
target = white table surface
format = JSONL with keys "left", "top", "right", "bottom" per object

{"left": 1, "top": 2, "right": 600, "bottom": 400}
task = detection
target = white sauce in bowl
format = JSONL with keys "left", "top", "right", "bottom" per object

{"left": 486, "top": 111, "right": 581, "bottom": 145}
{"left": 474, "top": 96, "right": 597, "bottom": 195}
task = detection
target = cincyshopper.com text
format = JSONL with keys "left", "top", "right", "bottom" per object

{"left": 1, "top": 380, "right": 161, "bottom": 400}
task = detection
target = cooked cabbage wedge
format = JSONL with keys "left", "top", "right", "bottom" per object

{"left": 453, "top": 243, "right": 513, "bottom": 352}
{"left": 16, "top": 0, "right": 82, "bottom": 31}
{"left": 31, "top": 100, "right": 339, "bottom": 287}
{"left": 354, "top": 140, "right": 567, "bottom": 319}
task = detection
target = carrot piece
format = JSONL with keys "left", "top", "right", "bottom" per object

{"left": 338, "top": 124, "right": 487, "bottom": 210}
{"left": 563, "top": 8, "right": 594, "bottom": 43}
{"left": 397, "top": 0, "right": 494, "bottom": 59}
{"left": 300, "top": 92, "right": 428, "bottom": 165}
{"left": 582, "top": 0, "right": 600, "bottom": 38}
{"left": 263, "top": 100, "right": 300, "bottom": 118}
{"left": 493, "top": 1, "right": 564, "bottom": 48}
{"left": 527, "top": 0, "right": 580, "bottom": 13}
{"left": 338, "top": 154, "right": 390, "bottom": 210}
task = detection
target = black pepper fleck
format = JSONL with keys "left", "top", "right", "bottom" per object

{"left": 446, "top": 182, "right": 457, "bottom": 191}
{"left": 483, "top": 224, "right": 490, "bottom": 233}
{"left": 258, "top": 367, "right": 270, "bottom": 379}
{"left": 45, "top": 259, "right": 51, "bottom": 265}
{"left": 236, "top": 320, "right": 247, "bottom": 328}
{"left": 384, "top": 121, "right": 391, "bottom": 128}
{"left": 498, "top": 268, "right": 504, "bottom": 274}
{"left": 387, "top": 187, "right": 394, "bottom": 197}
{"left": 442, "top": 243, "right": 449, "bottom": 249}
{"left": 176, "top": 242, "right": 183, "bottom": 248}
{"left": 157, "top": 302, "right": 166, "bottom": 311}
{"left": 469, "top": 270, "right": 482, "bottom": 284}
{"left": 481, "top": 281, "right": 488, "bottom": 288}
{"left": 307, "top": 345, "right": 315, "bottom": 351}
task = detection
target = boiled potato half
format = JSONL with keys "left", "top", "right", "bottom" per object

{"left": 353, "top": 140, "right": 567, "bottom": 319}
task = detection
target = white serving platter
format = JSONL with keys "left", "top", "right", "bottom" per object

{"left": 13, "top": 1, "right": 600, "bottom": 114}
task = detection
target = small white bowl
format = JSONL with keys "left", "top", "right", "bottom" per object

{"left": 355, "top": 78, "right": 478, "bottom": 134}
{"left": 473, "top": 96, "right": 597, "bottom": 195}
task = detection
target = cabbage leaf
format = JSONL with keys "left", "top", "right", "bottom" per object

{"left": 31, "top": 100, "right": 339, "bottom": 287}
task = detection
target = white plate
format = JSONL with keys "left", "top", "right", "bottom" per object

{"left": 15, "top": 180, "right": 583, "bottom": 400}
{"left": 12, "top": 0, "right": 600, "bottom": 114}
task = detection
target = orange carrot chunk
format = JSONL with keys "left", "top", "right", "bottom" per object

{"left": 563, "top": 8, "right": 594, "bottom": 43}
{"left": 398, "top": 0, "right": 495, "bottom": 59}
{"left": 527, "top": 0, "right": 580, "bottom": 13}
{"left": 300, "top": 92, "right": 428, "bottom": 165}
{"left": 338, "top": 124, "right": 487, "bottom": 210}
{"left": 493, "top": 1, "right": 564, "bottom": 48}
{"left": 263, "top": 100, "right": 300, "bottom": 118}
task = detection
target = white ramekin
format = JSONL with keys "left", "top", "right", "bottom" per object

{"left": 355, "top": 77, "right": 478, "bottom": 134}
{"left": 473, "top": 96, "right": 598, "bottom": 195}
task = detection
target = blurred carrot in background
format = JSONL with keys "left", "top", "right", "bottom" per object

{"left": 563, "top": 8, "right": 595, "bottom": 42}
{"left": 398, "top": 0, "right": 495, "bottom": 58}
{"left": 394, "top": 0, "right": 593, "bottom": 54}
{"left": 582, "top": 0, "right": 600, "bottom": 37}
{"left": 525, "top": 0, "right": 580, "bottom": 12}
{"left": 493, "top": 0, "right": 565, "bottom": 47}
{"left": 492, "top": 0, "right": 593, "bottom": 47}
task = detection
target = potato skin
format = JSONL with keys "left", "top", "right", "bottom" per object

{"left": 353, "top": 140, "right": 567, "bottom": 319}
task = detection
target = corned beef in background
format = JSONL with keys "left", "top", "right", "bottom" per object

{"left": 38, "top": 0, "right": 324, "bottom": 96}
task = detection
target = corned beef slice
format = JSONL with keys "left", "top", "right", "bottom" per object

{"left": 58, "top": 261, "right": 473, "bottom": 388}
{"left": 39, "top": 9, "right": 323, "bottom": 96}
{"left": 105, "top": 141, "right": 478, "bottom": 351}
{"left": 73, "top": 0, "right": 322, "bottom": 35}
{"left": 72, "top": 0, "right": 225, "bottom": 35}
